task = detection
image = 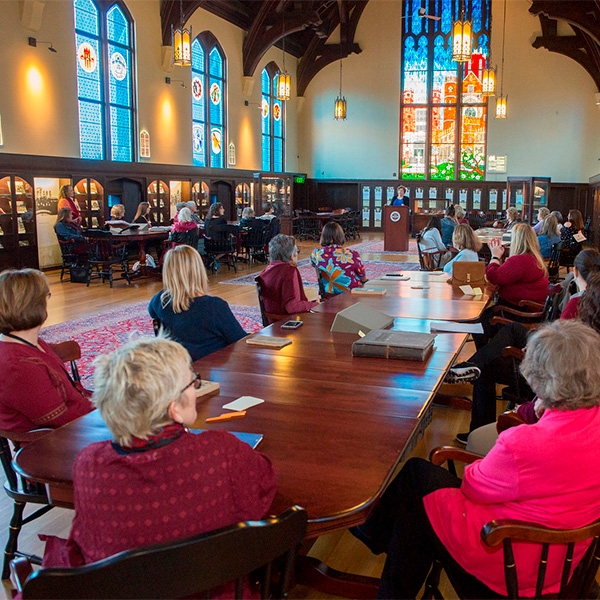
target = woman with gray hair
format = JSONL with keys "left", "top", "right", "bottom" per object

{"left": 258, "top": 234, "right": 318, "bottom": 321}
{"left": 40, "top": 336, "right": 277, "bottom": 570}
{"left": 352, "top": 319, "right": 600, "bottom": 598}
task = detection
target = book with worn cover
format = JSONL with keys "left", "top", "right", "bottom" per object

{"left": 352, "top": 329, "right": 436, "bottom": 361}
{"left": 246, "top": 335, "right": 292, "bottom": 349}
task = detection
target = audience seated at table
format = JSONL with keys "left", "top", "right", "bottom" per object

{"left": 440, "top": 205, "right": 458, "bottom": 248}
{"left": 442, "top": 224, "right": 482, "bottom": 275}
{"left": 560, "top": 208, "right": 585, "bottom": 252}
{"left": 536, "top": 213, "right": 561, "bottom": 259}
{"left": 40, "top": 336, "right": 277, "bottom": 574}
{"left": 187, "top": 200, "right": 203, "bottom": 224}
{"left": 168, "top": 207, "right": 199, "bottom": 248}
{"left": 57, "top": 185, "right": 81, "bottom": 224}
{"left": 133, "top": 201, "right": 152, "bottom": 225}
{"left": 259, "top": 234, "right": 318, "bottom": 319}
{"left": 172, "top": 201, "right": 187, "bottom": 223}
{"left": 106, "top": 204, "right": 132, "bottom": 231}
{"left": 204, "top": 202, "right": 227, "bottom": 238}
{"left": 532, "top": 207, "right": 550, "bottom": 234}
{"left": 352, "top": 319, "right": 600, "bottom": 599}
{"left": 447, "top": 247, "right": 600, "bottom": 445}
{"left": 310, "top": 221, "right": 367, "bottom": 294}
{"left": 0, "top": 269, "right": 92, "bottom": 433}
{"left": 148, "top": 245, "right": 246, "bottom": 360}
{"left": 476, "top": 224, "right": 548, "bottom": 347}
{"left": 54, "top": 208, "right": 86, "bottom": 259}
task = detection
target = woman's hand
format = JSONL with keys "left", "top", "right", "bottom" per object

{"left": 534, "top": 397, "right": 546, "bottom": 419}
{"left": 488, "top": 237, "right": 505, "bottom": 259}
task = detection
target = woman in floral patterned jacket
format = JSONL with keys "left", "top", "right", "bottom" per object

{"left": 310, "top": 221, "right": 367, "bottom": 294}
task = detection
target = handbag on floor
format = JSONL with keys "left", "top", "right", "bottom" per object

{"left": 69, "top": 265, "right": 89, "bottom": 284}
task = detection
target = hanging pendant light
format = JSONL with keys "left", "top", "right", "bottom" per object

{"left": 334, "top": 54, "right": 347, "bottom": 120}
{"left": 276, "top": 10, "right": 291, "bottom": 101}
{"left": 171, "top": 0, "right": 192, "bottom": 67}
{"left": 451, "top": 0, "right": 472, "bottom": 62}
{"left": 495, "top": 0, "right": 508, "bottom": 118}
{"left": 482, "top": 65, "right": 496, "bottom": 97}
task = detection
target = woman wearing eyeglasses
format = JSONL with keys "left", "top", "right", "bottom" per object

{"left": 148, "top": 245, "right": 246, "bottom": 360}
{"left": 0, "top": 269, "right": 92, "bottom": 433}
{"left": 40, "top": 336, "right": 277, "bottom": 572}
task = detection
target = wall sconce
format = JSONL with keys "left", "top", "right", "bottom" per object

{"left": 28, "top": 37, "right": 57, "bottom": 53}
{"left": 165, "top": 77, "right": 186, "bottom": 88}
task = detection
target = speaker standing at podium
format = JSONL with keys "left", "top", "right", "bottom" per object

{"left": 389, "top": 185, "right": 410, "bottom": 207}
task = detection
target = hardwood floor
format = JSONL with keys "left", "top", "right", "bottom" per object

{"left": 1, "top": 233, "right": 472, "bottom": 598}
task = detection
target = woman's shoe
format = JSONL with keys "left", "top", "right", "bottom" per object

{"left": 445, "top": 362, "right": 481, "bottom": 384}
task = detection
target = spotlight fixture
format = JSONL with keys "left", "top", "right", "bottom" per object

{"left": 165, "top": 77, "right": 186, "bottom": 88}
{"left": 28, "top": 37, "right": 57, "bottom": 53}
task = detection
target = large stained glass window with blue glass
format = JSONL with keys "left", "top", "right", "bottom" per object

{"left": 400, "top": 0, "right": 490, "bottom": 180}
{"left": 191, "top": 33, "right": 226, "bottom": 168}
{"left": 261, "top": 63, "right": 285, "bottom": 172}
{"left": 74, "top": 0, "right": 135, "bottom": 161}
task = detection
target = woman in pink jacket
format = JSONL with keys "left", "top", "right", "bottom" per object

{"left": 351, "top": 319, "right": 600, "bottom": 598}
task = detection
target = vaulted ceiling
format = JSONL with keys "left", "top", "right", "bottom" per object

{"left": 160, "top": 0, "right": 600, "bottom": 95}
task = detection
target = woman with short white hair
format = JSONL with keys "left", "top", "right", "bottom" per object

{"left": 148, "top": 245, "right": 245, "bottom": 359}
{"left": 40, "top": 336, "right": 277, "bottom": 570}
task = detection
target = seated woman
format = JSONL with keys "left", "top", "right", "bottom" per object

{"left": 418, "top": 217, "right": 447, "bottom": 254}
{"left": 259, "top": 234, "right": 318, "bottom": 320}
{"left": 442, "top": 224, "right": 482, "bottom": 275}
{"left": 0, "top": 269, "right": 93, "bottom": 433}
{"left": 54, "top": 207, "right": 85, "bottom": 244}
{"left": 352, "top": 319, "right": 600, "bottom": 599}
{"left": 503, "top": 206, "right": 521, "bottom": 231}
{"left": 532, "top": 206, "right": 550, "bottom": 233}
{"left": 239, "top": 206, "right": 256, "bottom": 228}
{"left": 537, "top": 213, "right": 561, "bottom": 259}
{"left": 40, "top": 336, "right": 276, "bottom": 569}
{"left": 168, "top": 207, "right": 199, "bottom": 248}
{"left": 310, "top": 221, "right": 367, "bottom": 294}
{"left": 133, "top": 201, "right": 152, "bottom": 225}
{"left": 453, "top": 204, "right": 468, "bottom": 225}
{"left": 448, "top": 247, "right": 600, "bottom": 444}
{"left": 440, "top": 205, "right": 458, "bottom": 248}
{"left": 148, "top": 245, "right": 246, "bottom": 360}
{"left": 560, "top": 208, "right": 585, "bottom": 253}
{"left": 106, "top": 204, "right": 132, "bottom": 230}
{"left": 204, "top": 202, "right": 227, "bottom": 238}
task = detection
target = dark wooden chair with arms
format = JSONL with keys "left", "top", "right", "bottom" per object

{"left": 84, "top": 231, "right": 131, "bottom": 288}
{"left": 204, "top": 224, "right": 238, "bottom": 273}
{"left": 56, "top": 239, "right": 79, "bottom": 281}
{"left": 48, "top": 340, "right": 83, "bottom": 383}
{"left": 547, "top": 241, "right": 563, "bottom": 283}
{"left": 255, "top": 275, "right": 289, "bottom": 327}
{"left": 422, "top": 447, "right": 600, "bottom": 599}
{"left": 0, "top": 428, "right": 52, "bottom": 579}
{"left": 416, "top": 233, "right": 445, "bottom": 271}
{"left": 11, "top": 506, "right": 307, "bottom": 599}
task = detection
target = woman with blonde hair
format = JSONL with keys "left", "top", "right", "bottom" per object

{"left": 40, "top": 336, "right": 276, "bottom": 572}
{"left": 537, "top": 213, "right": 561, "bottom": 258}
{"left": 57, "top": 184, "right": 81, "bottom": 223}
{"left": 453, "top": 204, "right": 468, "bottom": 225}
{"left": 442, "top": 224, "right": 482, "bottom": 275}
{"left": 532, "top": 206, "right": 550, "bottom": 233}
{"left": 148, "top": 245, "right": 245, "bottom": 360}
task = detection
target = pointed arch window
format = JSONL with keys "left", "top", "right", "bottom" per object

{"left": 400, "top": 0, "right": 490, "bottom": 181}
{"left": 191, "top": 32, "right": 226, "bottom": 168}
{"left": 261, "top": 63, "right": 285, "bottom": 172}
{"left": 74, "top": 0, "right": 135, "bottom": 161}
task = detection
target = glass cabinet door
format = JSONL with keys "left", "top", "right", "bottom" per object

{"left": 74, "top": 178, "right": 104, "bottom": 229}
{"left": 147, "top": 180, "right": 170, "bottom": 224}
{"left": 192, "top": 181, "right": 210, "bottom": 218}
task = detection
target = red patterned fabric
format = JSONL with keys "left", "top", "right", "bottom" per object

{"left": 0, "top": 339, "right": 92, "bottom": 433}
{"left": 310, "top": 245, "right": 367, "bottom": 293}
{"left": 41, "top": 429, "right": 277, "bottom": 569}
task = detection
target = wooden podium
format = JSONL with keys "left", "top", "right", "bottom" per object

{"left": 383, "top": 205, "right": 409, "bottom": 251}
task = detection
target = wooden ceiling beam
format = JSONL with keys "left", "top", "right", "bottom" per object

{"left": 530, "top": 0, "right": 600, "bottom": 45}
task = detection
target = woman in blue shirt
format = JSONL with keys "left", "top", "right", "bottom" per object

{"left": 148, "top": 245, "right": 246, "bottom": 360}
{"left": 441, "top": 205, "right": 458, "bottom": 248}
{"left": 443, "top": 224, "right": 482, "bottom": 275}
{"left": 537, "top": 214, "right": 561, "bottom": 259}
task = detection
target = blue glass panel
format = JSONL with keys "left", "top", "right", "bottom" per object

{"left": 110, "top": 106, "right": 132, "bottom": 161}
{"left": 441, "top": 0, "right": 452, "bottom": 35}
{"left": 108, "top": 44, "right": 131, "bottom": 107}
{"left": 210, "top": 127, "right": 224, "bottom": 168}
{"left": 192, "top": 39, "right": 204, "bottom": 71}
{"left": 78, "top": 100, "right": 103, "bottom": 159}
{"left": 262, "top": 135, "right": 270, "bottom": 171}
{"left": 261, "top": 68, "right": 269, "bottom": 95}
{"left": 273, "top": 138, "right": 283, "bottom": 172}
{"left": 471, "top": 0, "right": 482, "bottom": 33}
{"left": 76, "top": 34, "right": 102, "bottom": 101}
{"left": 74, "top": 0, "right": 99, "bottom": 36}
{"left": 192, "top": 124, "right": 206, "bottom": 167}
{"left": 410, "top": 0, "right": 422, "bottom": 36}
{"left": 209, "top": 47, "right": 223, "bottom": 77}
{"left": 273, "top": 101, "right": 282, "bottom": 137}
{"left": 106, "top": 4, "right": 129, "bottom": 45}
{"left": 209, "top": 77, "right": 223, "bottom": 126}
{"left": 261, "top": 95, "right": 270, "bottom": 135}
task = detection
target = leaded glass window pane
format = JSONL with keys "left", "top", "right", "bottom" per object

{"left": 261, "top": 67, "right": 285, "bottom": 172}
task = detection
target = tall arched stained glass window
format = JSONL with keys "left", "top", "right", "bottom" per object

{"left": 74, "top": 0, "right": 135, "bottom": 161}
{"left": 400, "top": 0, "right": 490, "bottom": 180}
{"left": 261, "top": 63, "right": 285, "bottom": 172}
{"left": 191, "top": 32, "right": 226, "bottom": 168}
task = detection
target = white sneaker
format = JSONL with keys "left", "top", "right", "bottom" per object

{"left": 132, "top": 261, "right": 140, "bottom": 271}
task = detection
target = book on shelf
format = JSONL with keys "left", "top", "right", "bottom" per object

{"left": 352, "top": 329, "right": 436, "bottom": 361}
{"left": 246, "top": 335, "right": 292, "bottom": 349}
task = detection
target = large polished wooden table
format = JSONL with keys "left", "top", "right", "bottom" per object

{"left": 110, "top": 228, "right": 170, "bottom": 272}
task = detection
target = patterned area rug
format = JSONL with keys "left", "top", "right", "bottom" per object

{"left": 221, "top": 258, "right": 420, "bottom": 287}
{"left": 40, "top": 302, "right": 263, "bottom": 386}
{"left": 347, "top": 239, "right": 419, "bottom": 255}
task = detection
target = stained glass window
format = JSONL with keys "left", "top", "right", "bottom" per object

{"left": 261, "top": 63, "right": 285, "bottom": 172}
{"left": 191, "top": 33, "right": 226, "bottom": 168}
{"left": 74, "top": 0, "right": 135, "bottom": 161}
{"left": 400, "top": 0, "right": 490, "bottom": 181}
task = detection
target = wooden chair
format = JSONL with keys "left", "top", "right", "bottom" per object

{"left": 416, "top": 233, "right": 445, "bottom": 271}
{"left": 204, "top": 225, "right": 237, "bottom": 274}
{"left": 547, "top": 241, "right": 563, "bottom": 283}
{"left": 11, "top": 506, "right": 307, "bottom": 599}
{"left": 255, "top": 275, "right": 288, "bottom": 327}
{"left": 48, "top": 340, "right": 83, "bottom": 383}
{"left": 56, "top": 239, "right": 79, "bottom": 281}
{"left": 84, "top": 231, "right": 131, "bottom": 288}
{"left": 423, "top": 447, "right": 600, "bottom": 599}
{"left": 297, "top": 213, "right": 320, "bottom": 241}
{"left": 315, "top": 267, "right": 338, "bottom": 301}
{"left": 242, "top": 219, "right": 270, "bottom": 265}
{"left": 0, "top": 428, "right": 52, "bottom": 579}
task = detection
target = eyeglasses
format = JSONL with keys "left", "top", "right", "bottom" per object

{"left": 180, "top": 371, "right": 202, "bottom": 395}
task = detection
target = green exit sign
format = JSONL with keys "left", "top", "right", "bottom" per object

{"left": 294, "top": 175, "right": 306, "bottom": 184}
